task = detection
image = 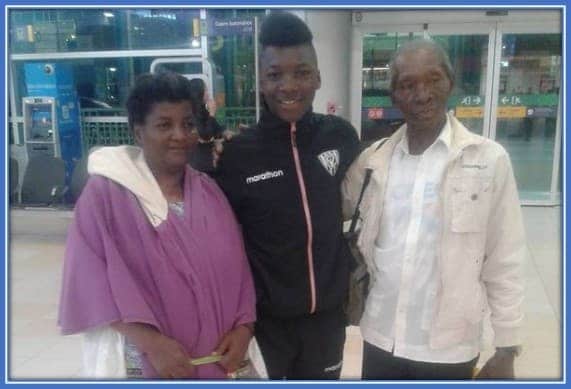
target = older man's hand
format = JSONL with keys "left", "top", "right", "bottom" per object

{"left": 476, "top": 349, "right": 516, "bottom": 379}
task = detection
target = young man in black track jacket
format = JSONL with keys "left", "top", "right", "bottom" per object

{"left": 203, "top": 12, "right": 360, "bottom": 379}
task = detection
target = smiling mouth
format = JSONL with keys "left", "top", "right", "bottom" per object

{"left": 279, "top": 99, "right": 301, "bottom": 106}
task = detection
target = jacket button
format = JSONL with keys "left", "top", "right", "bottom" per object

{"left": 471, "top": 193, "right": 478, "bottom": 200}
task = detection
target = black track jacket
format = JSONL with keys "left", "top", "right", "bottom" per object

{"left": 213, "top": 109, "right": 360, "bottom": 318}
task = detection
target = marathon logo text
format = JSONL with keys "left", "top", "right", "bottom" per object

{"left": 245, "top": 170, "right": 284, "bottom": 184}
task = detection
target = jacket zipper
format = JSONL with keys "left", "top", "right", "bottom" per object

{"left": 290, "top": 122, "right": 317, "bottom": 314}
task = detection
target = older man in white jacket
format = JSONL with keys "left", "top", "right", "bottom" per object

{"left": 342, "top": 39, "right": 525, "bottom": 380}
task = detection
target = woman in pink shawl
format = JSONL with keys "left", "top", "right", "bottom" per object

{"left": 58, "top": 72, "right": 256, "bottom": 379}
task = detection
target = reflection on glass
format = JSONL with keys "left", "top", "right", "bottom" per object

{"left": 15, "top": 57, "right": 161, "bottom": 151}
{"left": 13, "top": 48, "right": 260, "bottom": 149}
{"left": 15, "top": 58, "right": 207, "bottom": 113}
{"left": 9, "top": 9, "right": 201, "bottom": 53}
{"left": 433, "top": 34, "right": 489, "bottom": 136}
{"left": 494, "top": 33, "right": 561, "bottom": 200}
{"left": 360, "top": 33, "right": 489, "bottom": 143}
{"left": 9, "top": 9, "right": 264, "bottom": 132}
{"left": 16, "top": 57, "right": 158, "bottom": 111}
{"left": 206, "top": 9, "right": 265, "bottom": 128}
{"left": 361, "top": 32, "right": 420, "bottom": 143}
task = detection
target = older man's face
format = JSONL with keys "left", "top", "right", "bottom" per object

{"left": 391, "top": 48, "right": 452, "bottom": 132}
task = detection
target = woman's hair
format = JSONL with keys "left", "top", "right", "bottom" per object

{"left": 126, "top": 71, "right": 199, "bottom": 131}
{"left": 188, "top": 78, "right": 210, "bottom": 125}
{"left": 189, "top": 78, "right": 206, "bottom": 101}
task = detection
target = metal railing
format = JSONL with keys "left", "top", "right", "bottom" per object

{"left": 79, "top": 107, "right": 257, "bottom": 152}
{"left": 10, "top": 107, "right": 258, "bottom": 154}
{"left": 216, "top": 107, "right": 257, "bottom": 130}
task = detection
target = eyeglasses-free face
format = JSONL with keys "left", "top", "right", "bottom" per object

{"left": 259, "top": 44, "right": 321, "bottom": 123}
{"left": 134, "top": 100, "right": 198, "bottom": 174}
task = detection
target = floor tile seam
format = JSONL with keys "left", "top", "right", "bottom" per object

{"left": 525, "top": 243, "right": 560, "bottom": 324}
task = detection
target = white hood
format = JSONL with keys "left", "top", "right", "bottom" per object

{"left": 87, "top": 145, "right": 168, "bottom": 227}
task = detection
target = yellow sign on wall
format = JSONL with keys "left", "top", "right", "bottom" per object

{"left": 455, "top": 106, "right": 529, "bottom": 119}
{"left": 498, "top": 106, "right": 527, "bottom": 118}
{"left": 456, "top": 106, "right": 483, "bottom": 118}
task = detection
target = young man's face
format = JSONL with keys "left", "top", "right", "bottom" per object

{"left": 259, "top": 44, "right": 321, "bottom": 123}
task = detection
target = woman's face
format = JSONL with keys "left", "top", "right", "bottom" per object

{"left": 134, "top": 101, "right": 199, "bottom": 174}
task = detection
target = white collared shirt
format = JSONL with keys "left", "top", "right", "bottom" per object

{"left": 360, "top": 119, "right": 480, "bottom": 363}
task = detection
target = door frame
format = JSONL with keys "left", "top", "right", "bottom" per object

{"left": 149, "top": 57, "right": 215, "bottom": 98}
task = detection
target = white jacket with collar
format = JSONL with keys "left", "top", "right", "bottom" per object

{"left": 342, "top": 113, "right": 526, "bottom": 349}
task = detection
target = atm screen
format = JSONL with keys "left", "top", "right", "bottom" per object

{"left": 29, "top": 105, "right": 54, "bottom": 140}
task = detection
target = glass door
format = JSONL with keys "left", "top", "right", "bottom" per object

{"left": 490, "top": 26, "right": 562, "bottom": 203}
{"left": 352, "top": 10, "right": 562, "bottom": 205}
{"left": 426, "top": 23, "right": 499, "bottom": 139}
{"left": 358, "top": 25, "right": 494, "bottom": 144}
{"left": 360, "top": 29, "right": 423, "bottom": 143}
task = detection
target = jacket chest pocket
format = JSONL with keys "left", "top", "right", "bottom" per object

{"left": 450, "top": 177, "right": 492, "bottom": 233}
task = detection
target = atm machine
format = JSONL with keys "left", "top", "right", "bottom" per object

{"left": 22, "top": 96, "right": 59, "bottom": 158}
{"left": 23, "top": 62, "right": 82, "bottom": 186}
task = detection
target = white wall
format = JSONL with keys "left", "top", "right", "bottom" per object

{"left": 305, "top": 10, "right": 353, "bottom": 121}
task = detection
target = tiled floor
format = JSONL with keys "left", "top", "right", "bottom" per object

{"left": 7, "top": 206, "right": 563, "bottom": 381}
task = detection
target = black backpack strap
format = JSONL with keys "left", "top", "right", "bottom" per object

{"left": 348, "top": 138, "right": 389, "bottom": 234}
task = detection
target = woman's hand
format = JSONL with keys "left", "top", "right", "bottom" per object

{"left": 214, "top": 324, "right": 253, "bottom": 374}
{"left": 111, "top": 322, "right": 194, "bottom": 379}
{"left": 143, "top": 332, "right": 195, "bottom": 379}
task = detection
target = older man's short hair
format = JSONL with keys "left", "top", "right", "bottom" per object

{"left": 389, "top": 39, "right": 455, "bottom": 90}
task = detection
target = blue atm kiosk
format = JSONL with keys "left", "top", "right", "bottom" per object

{"left": 23, "top": 62, "right": 82, "bottom": 185}
{"left": 23, "top": 96, "right": 58, "bottom": 157}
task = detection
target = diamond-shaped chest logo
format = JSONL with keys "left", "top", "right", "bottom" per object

{"left": 317, "top": 150, "right": 339, "bottom": 176}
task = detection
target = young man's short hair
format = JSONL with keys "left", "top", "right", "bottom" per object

{"left": 259, "top": 11, "right": 313, "bottom": 48}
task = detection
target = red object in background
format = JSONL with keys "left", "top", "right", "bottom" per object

{"left": 368, "top": 108, "right": 384, "bottom": 120}
{"left": 327, "top": 101, "right": 337, "bottom": 115}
